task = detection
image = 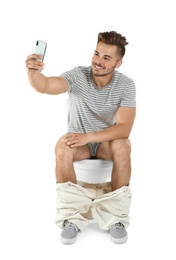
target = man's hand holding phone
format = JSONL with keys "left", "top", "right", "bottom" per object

{"left": 26, "top": 54, "right": 45, "bottom": 72}
{"left": 26, "top": 40, "right": 47, "bottom": 72}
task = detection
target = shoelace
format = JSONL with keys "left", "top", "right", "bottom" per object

{"left": 111, "top": 222, "right": 124, "bottom": 229}
{"left": 64, "top": 221, "right": 79, "bottom": 231}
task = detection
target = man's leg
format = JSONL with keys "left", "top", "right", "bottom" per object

{"left": 96, "top": 138, "right": 132, "bottom": 243}
{"left": 55, "top": 134, "right": 91, "bottom": 183}
{"left": 96, "top": 138, "right": 131, "bottom": 191}
{"left": 55, "top": 134, "right": 91, "bottom": 244}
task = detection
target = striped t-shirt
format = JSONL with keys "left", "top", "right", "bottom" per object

{"left": 60, "top": 66, "right": 136, "bottom": 134}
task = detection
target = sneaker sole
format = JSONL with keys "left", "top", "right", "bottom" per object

{"left": 110, "top": 235, "right": 128, "bottom": 244}
{"left": 60, "top": 236, "right": 77, "bottom": 245}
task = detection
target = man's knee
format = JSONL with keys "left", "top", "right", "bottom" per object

{"left": 54, "top": 135, "right": 91, "bottom": 162}
{"left": 55, "top": 137, "right": 72, "bottom": 160}
{"left": 109, "top": 139, "right": 131, "bottom": 160}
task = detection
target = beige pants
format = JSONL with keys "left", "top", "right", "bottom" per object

{"left": 55, "top": 181, "right": 132, "bottom": 231}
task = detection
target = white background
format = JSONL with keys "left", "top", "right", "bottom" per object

{"left": 0, "top": 0, "right": 176, "bottom": 259}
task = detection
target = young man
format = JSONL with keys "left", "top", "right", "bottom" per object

{"left": 26, "top": 31, "right": 136, "bottom": 244}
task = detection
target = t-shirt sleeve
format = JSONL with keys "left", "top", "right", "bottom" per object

{"left": 59, "top": 67, "right": 78, "bottom": 94}
{"left": 120, "top": 78, "right": 136, "bottom": 107}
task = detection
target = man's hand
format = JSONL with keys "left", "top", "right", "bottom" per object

{"left": 62, "top": 133, "right": 91, "bottom": 148}
{"left": 25, "top": 54, "right": 45, "bottom": 73}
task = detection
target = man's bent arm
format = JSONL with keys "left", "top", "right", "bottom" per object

{"left": 63, "top": 107, "right": 136, "bottom": 148}
{"left": 88, "top": 107, "right": 136, "bottom": 143}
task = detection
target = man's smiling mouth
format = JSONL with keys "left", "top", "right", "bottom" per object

{"left": 94, "top": 63, "right": 105, "bottom": 70}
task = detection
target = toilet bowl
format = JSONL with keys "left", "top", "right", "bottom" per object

{"left": 74, "top": 159, "right": 113, "bottom": 183}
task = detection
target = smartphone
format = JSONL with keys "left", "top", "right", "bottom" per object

{"left": 34, "top": 40, "right": 47, "bottom": 62}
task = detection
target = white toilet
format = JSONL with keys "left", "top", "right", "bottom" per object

{"left": 74, "top": 159, "right": 113, "bottom": 183}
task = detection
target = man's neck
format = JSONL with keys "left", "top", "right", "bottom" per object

{"left": 92, "top": 73, "right": 114, "bottom": 88}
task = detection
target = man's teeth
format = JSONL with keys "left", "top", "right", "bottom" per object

{"left": 95, "top": 65, "right": 103, "bottom": 69}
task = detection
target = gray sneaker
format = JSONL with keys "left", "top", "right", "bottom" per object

{"left": 110, "top": 222, "right": 128, "bottom": 244}
{"left": 60, "top": 221, "right": 79, "bottom": 244}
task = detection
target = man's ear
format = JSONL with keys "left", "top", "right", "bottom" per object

{"left": 116, "top": 60, "right": 123, "bottom": 69}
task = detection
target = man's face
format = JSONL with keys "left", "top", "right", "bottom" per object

{"left": 91, "top": 41, "right": 122, "bottom": 77}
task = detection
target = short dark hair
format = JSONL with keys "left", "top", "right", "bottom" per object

{"left": 97, "top": 31, "right": 128, "bottom": 58}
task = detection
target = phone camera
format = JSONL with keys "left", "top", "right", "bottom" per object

{"left": 36, "top": 41, "right": 39, "bottom": 46}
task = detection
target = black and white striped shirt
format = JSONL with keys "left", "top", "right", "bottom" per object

{"left": 60, "top": 66, "right": 136, "bottom": 134}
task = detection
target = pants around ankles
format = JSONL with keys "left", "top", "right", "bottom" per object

{"left": 55, "top": 181, "right": 132, "bottom": 231}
